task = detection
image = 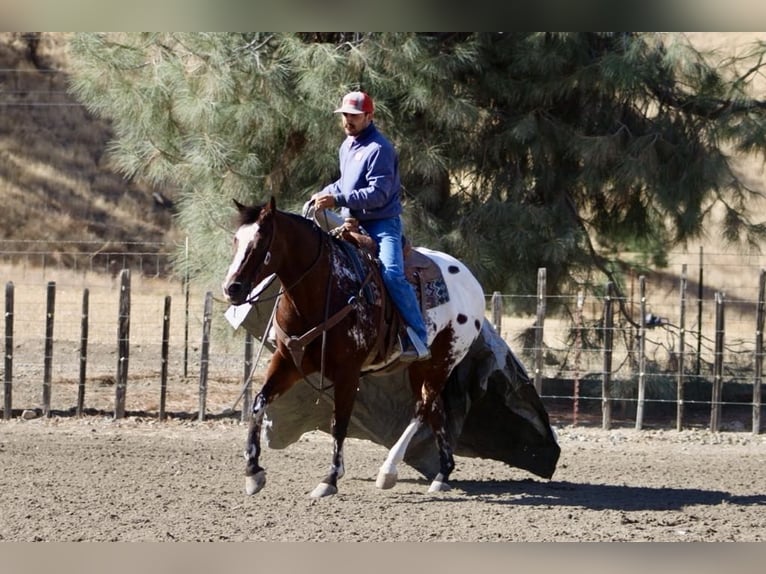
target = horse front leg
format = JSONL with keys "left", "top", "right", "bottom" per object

{"left": 309, "top": 372, "right": 359, "bottom": 498}
{"left": 244, "top": 353, "right": 301, "bottom": 496}
{"left": 244, "top": 392, "right": 268, "bottom": 495}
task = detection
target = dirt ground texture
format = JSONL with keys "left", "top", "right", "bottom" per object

{"left": 1, "top": 414, "right": 764, "bottom": 542}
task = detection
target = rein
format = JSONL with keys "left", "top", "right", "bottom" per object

{"left": 272, "top": 264, "right": 376, "bottom": 378}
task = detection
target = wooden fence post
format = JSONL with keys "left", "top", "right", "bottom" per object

{"left": 183, "top": 236, "right": 190, "bottom": 378}
{"left": 77, "top": 288, "right": 89, "bottom": 417}
{"left": 635, "top": 276, "right": 647, "bottom": 430}
{"left": 42, "top": 281, "right": 56, "bottom": 418}
{"left": 754, "top": 270, "right": 765, "bottom": 435}
{"left": 573, "top": 291, "right": 584, "bottom": 426}
{"left": 710, "top": 291, "right": 725, "bottom": 432}
{"left": 4, "top": 282, "right": 14, "bottom": 420}
{"left": 491, "top": 291, "right": 503, "bottom": 335}
{"left": 601, "top": 281, "right": 614, "bottom": 430}
{"left": 696, "top": 246, "right": 704, "bottom": 376}
{"left": 159, "top": 295, "right": 171, "bottom": 422}
{"left": 534, "top": 268, "right": 547, "bottom": 395}
{"left": 115, "top": 269, "right": 131, "bottom": 419}
{"left": 198, "top": 291, "right": 213, "bottom": 422}
{"left": 676, "top": 264, "right": 687, "bottom": 431}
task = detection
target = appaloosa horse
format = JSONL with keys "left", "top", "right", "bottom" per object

{"left": 222, "top": 197, "right": 486, "bottom": 497}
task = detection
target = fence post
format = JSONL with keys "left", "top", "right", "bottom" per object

{"left": 601, "top": 281, "right": 614, "bottom": 430}
{"left": 159, "top": 295, "right": 171, "bottom": 422}
{"left": 710, "top": 291, "right": 725, "bottom": 432}
{"left": 198, "top": 291, "right": 213, "bottom": 422}
{"left": 115, "top": 269, "right": 131, "bottom": 419}
{"left": 635, "top": 276, "right": 647, "bottom": 430}
{"left": 42, "top": 281, "right": 56, "bottom": 418}
{"left": 676, "top": 264, "right": 687, "bottom": 431}
{"left": 183, "top": 236, "right": 190, "bottom": 378}
{"left": 77, "top": 288, "right": 89, "bottom": 418}
{"left": 754, "top": 270, "right": 765, "bottom": 435}
{"left": 696, "top": 246, "right": 704, "bottom": 376}
{"left": 573, "top": 291, "right": 584, "bottom": 426}
{"left": 4, "top": 282, "right": 14, "bottom": 420}
{"left": 491, "top": 291, "right": 503, "bottom": 336}
{"left": 534, "top": 268, "right": 547, "bottom": 395}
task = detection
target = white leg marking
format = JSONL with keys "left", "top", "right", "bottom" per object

{"left": 376, "top": 419, "right": 421, "bottom": 489}
{"left": 310, "top": 482, "right": 338, "bottom": 498}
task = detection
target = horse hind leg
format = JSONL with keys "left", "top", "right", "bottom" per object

{"left": 427, "top": 408, "right": 455, "bottom": 493}
{"left": 376, "top": 369, "right": 455, "bottom": 492}
{"left": 418, "top": 371, "right": 456, "bottom": 493}
{"left": 376, "top": 418, "right": 422, "bottom": 489}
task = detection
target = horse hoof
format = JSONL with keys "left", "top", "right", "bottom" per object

{"left": 427, "top": 480, "right": 451, "bottom": 493}
{"left": 310, "top": 482, "right": 338, "bottom": 498}
{"left": 376, "top": 471, "right": 398, "bottom": 490}
{"left": 245, "top": 470, "right": 266, "bottom": 495}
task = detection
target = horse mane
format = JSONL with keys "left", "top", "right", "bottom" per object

{"left": 237, "top": 201, "right": 324, "bottom": 233}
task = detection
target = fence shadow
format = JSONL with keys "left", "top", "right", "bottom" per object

{"left": 7, "top": 407, "right": 241, "bottom": 422}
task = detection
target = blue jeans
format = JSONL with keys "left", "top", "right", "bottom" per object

{"left": 362, "top": 217, "right": 428, "bottom": 347}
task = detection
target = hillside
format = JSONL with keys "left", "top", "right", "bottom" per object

{"left": 0, "top": 32, "right": 180, "bottom": 267}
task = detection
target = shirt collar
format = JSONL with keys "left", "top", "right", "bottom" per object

{"left": 349, "top": 122, "right": 376, "bottom": 146}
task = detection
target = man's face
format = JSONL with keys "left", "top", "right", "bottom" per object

{"left": 341, "top": 112, "right": 372, "bottom": 137}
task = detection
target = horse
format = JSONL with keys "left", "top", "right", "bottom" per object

{"left": 222, "top": 196, "right": 486, "bottom": 498}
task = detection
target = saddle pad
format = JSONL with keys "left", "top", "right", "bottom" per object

{"left": 404, "top": 249, "right": 450, "bottom": 310}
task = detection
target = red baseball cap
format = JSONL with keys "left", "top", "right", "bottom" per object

{"left": 334, "top": 91, "right": 374, "bottom": 114}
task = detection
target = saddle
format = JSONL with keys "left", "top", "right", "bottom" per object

{"left": 335, "top": 220, "right": 448, "bottom": 370}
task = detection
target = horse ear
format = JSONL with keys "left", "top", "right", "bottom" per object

{"left": 233, "top": 199, "right": 246, "bottom": 213}
{"left": 268, "top": 195, "right": 276, "bottom": 212}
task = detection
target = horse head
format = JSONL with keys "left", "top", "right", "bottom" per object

{"left": 222, "top": 196, "right": 278, "bottom": 305}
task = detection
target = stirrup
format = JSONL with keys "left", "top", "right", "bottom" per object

{"left": 405, "top": 327, "right": 429, "bottom": 355}
{"left": 399, "top": 327, "right": 430, "bottom": 362}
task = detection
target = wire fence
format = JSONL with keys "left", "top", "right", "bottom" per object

{"left": 489, "top": 262, "right": 764, "bottom": 433}
{"left": 0, "top": 240, "right": 764, "bottom": 433}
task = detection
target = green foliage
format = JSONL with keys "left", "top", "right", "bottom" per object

{"left": 68, "top": 32, "right": 766, "bottom": 301}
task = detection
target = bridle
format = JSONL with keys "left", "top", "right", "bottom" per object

{"left": 242, "top": 217, "right": 326, "bottom": 305}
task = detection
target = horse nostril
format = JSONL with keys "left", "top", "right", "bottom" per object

{"left": 226, "top": 282, "right": 243, "bottom": 299}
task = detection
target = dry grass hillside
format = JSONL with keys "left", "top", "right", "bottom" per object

{"left": 0, "top": 32, "right": 180, "bottom": 268}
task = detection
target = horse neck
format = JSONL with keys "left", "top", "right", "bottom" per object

{"left": 273, "top": 212, "right": 330, "bottom": 313}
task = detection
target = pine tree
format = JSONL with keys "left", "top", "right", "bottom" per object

{"left": 68, "top": 32, "right": 766, "bottom": 304}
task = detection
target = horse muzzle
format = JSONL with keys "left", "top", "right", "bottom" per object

{"left": 223, "top": 281, "right": 250, "bottom": 305}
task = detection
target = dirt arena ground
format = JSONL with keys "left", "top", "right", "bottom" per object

{"left": 1, "top": 413, "right": 764, "bottom": 542}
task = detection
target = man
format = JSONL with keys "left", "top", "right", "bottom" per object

{"left": 311, "top": 91, "right": 430, "bottom": 361}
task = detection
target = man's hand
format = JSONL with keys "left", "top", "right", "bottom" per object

{"left": 311, "top": 193, "right": 336, "bottom": 211}
{"left": 342, "top": 217, "right": 360, "bottom": 233}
